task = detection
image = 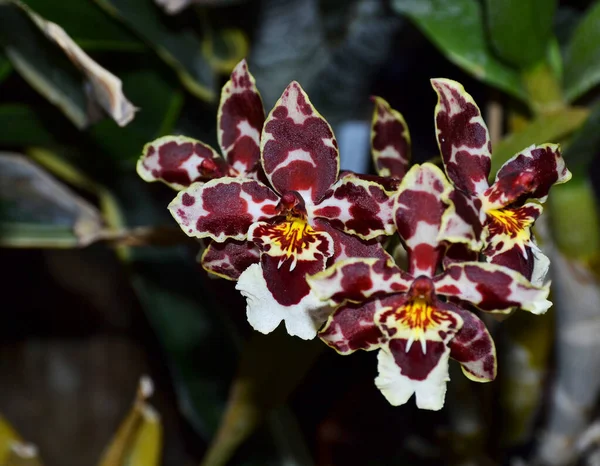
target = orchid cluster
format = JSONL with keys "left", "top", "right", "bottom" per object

{"left": 137, "top": 60, "right": 570, "bottom": 410}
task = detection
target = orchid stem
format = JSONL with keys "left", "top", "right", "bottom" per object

{"left": 200, "top": 327, "right": 323, "bottom": 466}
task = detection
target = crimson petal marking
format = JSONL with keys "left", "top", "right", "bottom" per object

{"left": 339, "top": 170, "right": 401, "bottom": 192}
{"left": 261, "top": 81, "right": 339, "bottom": 204}
{"left": 488, "top": 242, "right": 550, "bottom": 287}
{"left": 483, "top": 201, "right": 543, "bottom": 262}
{"left": 319, "top": 296, "right": 395, "bottom": 355}
{"left": 432, "top": 78, "right": 491, "bottom": 195}
{"left": 313, "top": 175, "right": 395, "bottom": 240}
{"left": 483, "top": 143, "right": 570, "bottom": 208}
{"left": 434, "top": 262, "right": 551, "bottom": 315}
{"left": 313, "top": 218, "right": 391, "bottom": 262}
{"left": 442, "top": 243, "right": 479, "bottom": 269}
{"left": 370, "top": 96, "right": 411, "bottom": 179}
{"left": 394, "top": 163, "right": 452, "bottom": 277}
{"left": 218, "top": 59, "right": 265, "bottom": 175}
{"left": 168, "top": 177, "right": 279, "bottom": 241}
{"left": 137, "top": 135, "right": 234, "bottom": 190}
{"left": 236, "top": 261, "right": 333, "bottom": 340}
{"left": 487, "top": 245, "right": 535, "bottom": 283}
{"left": 307, "top": 257, "right": 411, "bottom": 305}
{"left": 448, "top": 305, "right": 497, "bottom": 382}
{"left": 439, "top": 189, "right": 485, "bottom": 251}
{"left": 375, "top": 337, "right": 453, "bottom": 410}
{"left": 200, "top": 239, "right": 260, "bottom": 280}
{"left": 248, "top": 218, "right": 334, "bottom": 272}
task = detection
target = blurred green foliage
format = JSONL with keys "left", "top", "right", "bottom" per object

{"left": 3, "top": 0, "right": 600, "bottom": 464}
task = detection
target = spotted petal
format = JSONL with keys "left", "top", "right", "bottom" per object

{"left": 248, "top": 218, "right": 334, "bottom": 273}
{"left": 483, "top": 201, "right": 543, "bottom": 263}
{"left": 261, "top": 82, "right": 339, "bottom": 204}
{"left": 370, "top": 96, "right": 411, "bottom": 179}
{"left": 168, "top": 178, "right": 278, "bottom": 241}
{"left": 434, "top": 262, "right": 551, "bottom": 315}
{"left": 236, "top": 258, "right": 333, "bottom": 340}
{"left": 313, "top": 218, "right": 392, "bottom": 262}
{"left": 313, "top": 175, "right": 395, "bottom": 240}
{"left": 432, "top": 78, "right": 491, "bottom": 195}
{"left": 394, "top": 163, "right": 452, "bottom": 276}
{"left": 200, "top": 239, "right": 260, "bottom": 280}
{"left": 307, "top": 257, "right": 411, "bottom": 305}
{"left": 483, "top": 143, "right": 570, "bottom": 209}
{"left": 137, "top": 136, "right": 233, "bottom": 190}
{"left": 319, "top": 297, "right": 395, "bottom": 354}
{"left": 448, "top": 306, "right": 497, "bottom": 382}
{"left": 218, "top": 59, "right": 265, "bottom": 175}
{"left": 439, "top": 189, "right": 485, "bottom": 251}
{"left": 374, "top": 298, "right": 463, "bottom": 410}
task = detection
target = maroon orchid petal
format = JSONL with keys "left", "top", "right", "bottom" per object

{"left": 374, "top": 277, "right": 463, "bottom": 410}
{"left": 447, "top": 305, "right": 497, "bottom": 382}
{"left": 394, "top": 163, "right": 452, "bottom": 277}
{"left": 313, "top": 218, "right": 391, "bottom": 262}
{"left": 313, "top": 175, "right": 395, "bottom": 240}
{"left": 442, "top": 243, "right": 479, "bottom": 269}
{"left": 440, "top": 188, "right": 485, "bottom": 251}
{"left": 370, "top": 96, "right": 411, "bottom": 179}
{"left": 483, "top": 201, "right": 543, "bottom": 266}
{"left": 137, "top": 136, "right": 235, "bottom": 190}
{"left": 307, "top": 257, "right": 412, "bottom": 305}
{"left": 168, "top": 178, "right": 279, "bottom": 241}
{"left": 340, "top": 171, "right": 401, "bottom": 191}
{"left": 261, "top": 82, "right": 339, "bottom": 203}
{"left": 236, "top": 253, "right": 333, "bottom": 340}
{"left": 483, "top": 144, "right": 570, "bottom": 208}
{"left": 200, "top": 239, "right": 260, "bottom": 280}
{"left": 434, "top": 262, "right": 551, "bottom": 315}
{"left": 488, "top": 246, "right": 534, "bottom": 281}
{"left": 248, "top": 217, "right": 334, "bottom": 273}
{"left": 319, "top": 296, "right": 397, "bottom": 354}
{"left": 218, "top": 59, "right": 265, "bottom": 175}
{"left": 432, "top": 78, "right": 492, "bottom": 195}
{"left": 235, "top": 217, "right": 335, "bottom": 339}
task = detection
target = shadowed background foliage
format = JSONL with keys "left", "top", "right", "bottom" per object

{"left": 1, "top": 0, "right": 600, "bottom": 465}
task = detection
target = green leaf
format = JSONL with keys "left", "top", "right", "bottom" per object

{"left": 392, "top": 0, "right": 526, "bottom": 100}
{"left": 93, "top": 0, "right": 216, "bottom": 101}
{"left": 562, "top": 101, "right": 600, "bottom": 177}
{"left": 0, "top": 105, "right": 57, "bottom": 146}
{"left": 97, "top": 377, "right": 162, "bottom": 466}
{"left": 0, "top": 414, "right": 40, "bottom": 465}
{"left": 0, "top": 1, "right": 89, "bottom": 128}
{"left": 88, "top": 60, "right": 184, "bottom": 167}
{"left": 490, "top": 107, "right": 589, "bottom": 176}
{"left": 111, "top": 178, "right": 310, "bottom": 465}
{"left": 0, "top": 152, "right": 104, "bottom": 248}
{"left": 0, "top": 51, "right": 11, "bottom": 83}
{"left": 549, "top": 176, "right": 600, "bottom": 261}
{"left": 563, "top": 1, "right": 600, "bottom": 102}
{"left": 18, "top": 0, "right": 143, "bottom": 51}
{"left": 0, "top": 1, "right": 136, "bottom": 128}
{"left": 485, "top": 0, "right": 556, "bottom": 69}
{"left": 201, "top": 28, "right": 248, "bottom": 74}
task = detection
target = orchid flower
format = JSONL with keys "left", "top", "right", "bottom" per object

{"left": 168, "top": 82, "right": 396, "bottom": 339}
{"left": 431, "top": 79, "right": 571, "bottom": 284}
{"left": 370, "top": 96, "right": 411, "bottom": 180}
{"left": 135, "top": 59, "right": 266, "bottom": 280}
{"left": 308, "top": 163, "right": 551, "bottom": 410}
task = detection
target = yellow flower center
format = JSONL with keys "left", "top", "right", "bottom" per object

{"left": 377, "top": 298, "right": 452, "bottom": 354}
{"left": 397, "top": 299, "right": 440, "bottom": 334}
{"left": 486, "top": 208, "right": 532, "bottom": 241}
{"left": 270, "top": 216, "right": 316, "bottom": 258}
